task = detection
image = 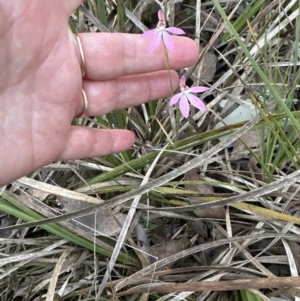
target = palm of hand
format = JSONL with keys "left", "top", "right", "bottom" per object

{"left": 0, "top": 0, "right": 199, "bottom": 185}
{"left": 0, "top": 1, "right": 93, "bottom": 183}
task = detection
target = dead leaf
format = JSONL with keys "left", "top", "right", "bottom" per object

{"left": 60, "top": 197, "right": 126, "bottom": 236}
{"left": 185, "top": 169, "right": 225, "bottom": 219}
{"left": 0, "top": 215, "right": 18, "bottom": 238}
{"left": 193, "top": 52, "right": 217, "bottom": 83}
{"left": 230, "top": 131, "right": 261, "bottom": 161}
{"left": 149, "top": 238, "right": 189, "bottom": 266}
{"left": 14, "top": 278, "right": 32, "bottom": 298}
{"left": 151, "top": 224, "right": 173, "bottom": 244}
{"left": 27, "top": 188, "right": 50, "bottom": 201}
{"left": 189, "top": 220, "right": 207, "bottom": 238}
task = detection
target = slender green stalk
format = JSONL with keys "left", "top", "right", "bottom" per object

{"left": 97, "top": 0, "right": 108, "bottom": 26}
{"left": 117, "top": 0, "right": 125, "bottom": 33}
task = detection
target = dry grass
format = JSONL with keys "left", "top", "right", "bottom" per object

{"left": 1, "top": 1, "right": 300, "bottom": 300}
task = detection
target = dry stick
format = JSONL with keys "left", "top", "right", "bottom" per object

{"left": 116, "top": 276, "right": 300, "bottom": 296}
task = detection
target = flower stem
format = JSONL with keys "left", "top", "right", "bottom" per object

{"left": 163, "top": 44, "right": 174, "bottom": 94}
{"left": 163, "top": 43, "right": 179, "bottom": 144}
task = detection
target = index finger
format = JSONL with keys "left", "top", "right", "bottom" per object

{"left": 79, "top": 33, "right": 199, "bottom": 80}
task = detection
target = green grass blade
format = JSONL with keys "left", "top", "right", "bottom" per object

{"left": 222, "top": 0, "right": 265, "bottom": 41}
{"left": 0, "top": 193, "right": 138, "bottom": 265}
{"left": 97, "top": 0, "right": 108, "bottom": 26}
{"left": 117, "top": 0, "right": 126, "bottom": 33}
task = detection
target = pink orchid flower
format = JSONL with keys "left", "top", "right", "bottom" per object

{"left": 170, "top": 76, "right": 209, "bottom": 118}
{"left": 141, "top": 10, "right": 185, "bottom": 52}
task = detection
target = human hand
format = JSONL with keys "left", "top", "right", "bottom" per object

{"left": 0, "top": 0, "right": 198, "bottom": 186}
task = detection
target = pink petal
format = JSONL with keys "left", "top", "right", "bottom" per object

{"left": 162, "top": 31, "right": 174, "bottom": 51}
{"left": 189, "top": 86, "right": 209, "bottom": 93}
{"left": 141, "top": 29, "right": 157, "bottom": 38}
{"left": 170, "top": 93, "right": 182, "bottom": 105}
{"left": 186, "top": 93, "right": 206, "bottom": 111}
{"left": 180, "top": 75, "right": 186, "bottom": 86}
{"left": 158, "top": 10, "right": 165, "bottom": 22}
{"left": 166, "top": 27, "right": 185, "bottom": 35}
{"left": 149, "top": 32, "right": 162, "bottom": 52}
{"left": 179, "top": 94, "right": 190, "bottom": 118}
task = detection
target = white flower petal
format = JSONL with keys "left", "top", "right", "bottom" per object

{"left": 149, "top": 31, "right": 162, "bottom": 52}
{"left": 186, "top": 93, "right": 206, "bottom": 111}
{"left": 141, "top": 29, "right": 157, "bottom": 38}
{"left": 170, "top": 93, "right": 182, "bottom": 105}
{"left": 189, "top": 86, "right": 209, "bottom": 93}
{"left": 179, "top": 94, "right": 190, "bottom": 118}
{"left": 162, "top": 31, "right": 174, "bottom": 51}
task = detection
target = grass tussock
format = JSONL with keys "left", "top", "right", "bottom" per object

{"left": 1, "top": 0, "right": 300, "bottom": 300}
